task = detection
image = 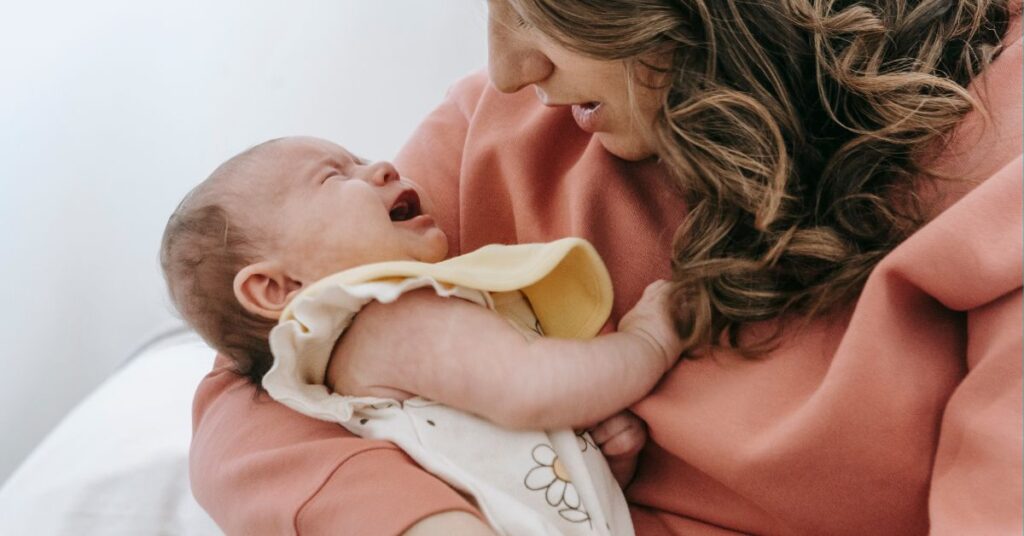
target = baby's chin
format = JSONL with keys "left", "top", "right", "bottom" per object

{"left": 423, "top": 228, "right": 449, "bottom": 262}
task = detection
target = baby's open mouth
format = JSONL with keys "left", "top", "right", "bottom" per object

{"left": 389, "top": 189, "right": 422, "bottom": 222}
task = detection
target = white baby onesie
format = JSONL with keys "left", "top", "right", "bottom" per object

{"left": 264, "top": 276, "right": 635, "bottom": 536}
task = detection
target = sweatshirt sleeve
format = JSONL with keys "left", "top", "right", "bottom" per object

{"left": 190, "top": 362, "right": 479, "bottom": 535}
{"left": 189, "top": 72, "right": 490, "bottom": 536}
{"left": 928, "top": 291, "right": 1023, "bottom": 534}
{"left": 925, "top": 157, "right": 1023, "bottom": 535}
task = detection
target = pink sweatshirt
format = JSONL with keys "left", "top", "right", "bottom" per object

{"left": 190, "top": 24, "right": 1022, "bottom": 535}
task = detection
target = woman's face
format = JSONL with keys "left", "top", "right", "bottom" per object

{"left": 485, "top": 0, "right": 665, "bottom": 161}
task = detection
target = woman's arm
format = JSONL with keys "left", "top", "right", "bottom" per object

{"left": 190, "top": 358, "right": 483, "bottom": 535}
{"left": 328, "top": 281, "right": 682, "bottom": 430}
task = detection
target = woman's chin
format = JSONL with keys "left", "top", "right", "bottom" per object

{"left": 596, "top": 133, "right": 657, "bottom": 162}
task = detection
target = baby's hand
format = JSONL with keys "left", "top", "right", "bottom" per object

{"left": 617, "top": 279, "right": 684, "bottom": 371}
{"left": 590, "top": 411, "right": 647, "bottom": 487}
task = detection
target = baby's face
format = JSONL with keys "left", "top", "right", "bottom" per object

{"left": 248, "top": 137, "right": 448, "bottom": 283}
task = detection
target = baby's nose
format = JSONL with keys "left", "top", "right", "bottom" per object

{"left": 359, "top": 161, "right": 399, "bottom": 186}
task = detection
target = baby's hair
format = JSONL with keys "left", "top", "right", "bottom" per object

{"left": 160, "top": 139, "right": 284, "bottom": 385}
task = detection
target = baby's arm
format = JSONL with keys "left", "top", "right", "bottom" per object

{"left": 403, "top": 511, "right": 497, "bottom": 536}
{"left": 327, "top": 281, "right": 681, "bottom": 430}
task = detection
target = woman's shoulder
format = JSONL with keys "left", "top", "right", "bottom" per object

{"left": 443, "top": 69, "right": 489, "bottom": 118}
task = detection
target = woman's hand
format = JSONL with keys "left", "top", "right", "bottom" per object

{"left": 617, "top": 279, "right": 684, "bottom": 372}
{"left": 590, "top": 411, "right": 648, "bottom": 487}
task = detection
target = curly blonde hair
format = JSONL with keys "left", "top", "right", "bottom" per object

{"left": 508, "top": 0, "right": 1015, "bottom": 355}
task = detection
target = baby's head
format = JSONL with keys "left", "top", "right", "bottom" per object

{"left": 160, "top": 136, "right": 447, "bottom": 383}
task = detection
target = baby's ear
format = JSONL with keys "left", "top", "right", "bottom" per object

{"left": 233, "top": 262, "right": 303, "bottom": 320}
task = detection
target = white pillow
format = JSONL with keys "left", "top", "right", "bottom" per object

{"left": 0, "top": 331, "right": 222, "bottom": 535}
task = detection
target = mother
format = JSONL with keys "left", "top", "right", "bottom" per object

{"left": 190, "top": 0, "right": 1022, "bottom": 534}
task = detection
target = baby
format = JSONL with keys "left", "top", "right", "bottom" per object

{"left": 161, "top": 136, "right": 682, "bottom": 535}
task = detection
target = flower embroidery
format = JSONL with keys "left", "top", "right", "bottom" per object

{"left": 575, "top": 430, "right": 597, "bottom": 452}
{"left": 558, "top": 507, "right": 592, "bottom": 523}
{"left": 524, "top": 444, "right": 591, "bottom": 524}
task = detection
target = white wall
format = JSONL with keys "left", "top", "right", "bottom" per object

{"left": 0, "top": 0, "right": 487, "bottom": 482}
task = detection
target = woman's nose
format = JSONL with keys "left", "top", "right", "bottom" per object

{"left": 487, "top": 22, "right": 553, "bottom": 93}
{"left": 359, "top": 161, "right": 399, "bottom": 186}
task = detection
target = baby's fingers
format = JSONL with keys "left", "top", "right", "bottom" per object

{"left": 599, "top": 423, "right": 646, "bottom": 458}
{"left": 639, "top": 279, "right": 672, "bottom": 302}
{"left": 591, "top": 412, "right": 647, "bottom": 457}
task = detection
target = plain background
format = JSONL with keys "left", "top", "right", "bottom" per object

{"left": 0, "top": 0, "right": 487, "bottom": 483}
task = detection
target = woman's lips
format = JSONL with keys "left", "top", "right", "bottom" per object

{"left": 571, "top": 102, "right": 603, "bottom": 133}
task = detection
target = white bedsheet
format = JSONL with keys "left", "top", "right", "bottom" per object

{"left": 0, "top": 331, "right": 222, "bottom": 535}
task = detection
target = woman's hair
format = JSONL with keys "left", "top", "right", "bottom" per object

{"left": 160, "top": 145, "right": 279, "bottom": 385}
{"left": 510, "top": 0, "right": 1014, "bottom": 355}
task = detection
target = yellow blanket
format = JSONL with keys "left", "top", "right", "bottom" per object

{"left": 281, "top": 237, "right": 613, "bottom": 339}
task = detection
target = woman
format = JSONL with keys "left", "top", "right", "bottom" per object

{"left": 189, "top": 0, "right": 1022, "bottom": 534}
